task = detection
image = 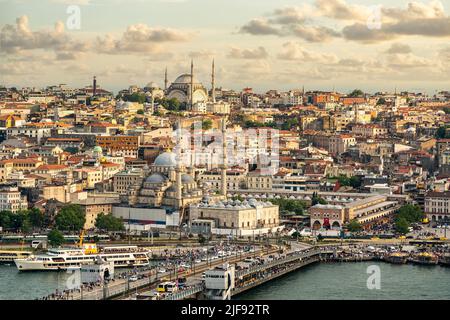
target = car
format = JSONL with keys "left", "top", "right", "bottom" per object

{"left": 158, "top": 268, "right": 166, "bottom": 273}
{"left": 201, "top": 272, "right": 206, "bottom": 278}
{"left": 195, "top": 259, "right": 201, "bottom": 264}
{"left": 129, "top": 275, "right": 138, "bottom": 282}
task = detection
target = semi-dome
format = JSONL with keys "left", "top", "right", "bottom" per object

{"left": 173, "top": 74, "right": 199, "bottom": 84}
{"left": 145, "top": 82, "right": 159, "bottom": 89}
{"left": 93, "top": 146, "right": 103, "bottom": 153}
{"left": 154, "top": 152, "right": 177, "bottom": 166}
{"left": 145, "top": 173, "right": 167, "bottom": 184}
{"left": 181, "top": 174, "right": 195, "bottom": 184}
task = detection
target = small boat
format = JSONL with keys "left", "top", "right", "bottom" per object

{"left": 439, "top": 253, "right": 450, "bottom": 266}
{"left": 409, "top": 252, "right": 439, "bottom": 265}
{"left": 384, "top": 252, "right": 409, "bottom": 264}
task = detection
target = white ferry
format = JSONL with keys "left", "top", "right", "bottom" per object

{"left": 0, "top": 250, "right": 33, "bottom": 263}
{"left": 14, "top": 245, "right": 151, "bottom": 271}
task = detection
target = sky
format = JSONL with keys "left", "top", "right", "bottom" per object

{"left": 0, "top": 0, "right": 449, "bottom": 94}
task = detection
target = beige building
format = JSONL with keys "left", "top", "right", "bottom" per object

{"left": 73, "top": 197, "right": 121, "bottom": 230}
{"left": 0, "top": 185, "right": 28, "bottom": 212}
{"left": 190, "top": 198, "right": 281, "bottom": 236}
{"left": 329, "top": 134, "right": 356, "bottom": 156}
{"left": 113, "top": 168, "right": 144, "bottom": 195}
{"left": 309, "top": 195, "right": 399, "bottom": 230}
{"left": 424, "top": 191, "right": 450, "bottom": 223}
{"left": 352, "top": 124, "right": 388, "bottom": 138}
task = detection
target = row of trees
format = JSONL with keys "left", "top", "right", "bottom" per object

{"left": 0, "top": 208, "right": 44, "bottom": 233}
{"left": 333, "top": 175, "right": 362, "bottom": 189}
{"left": 268, "top": 198, "right": 306, "bottom": 215}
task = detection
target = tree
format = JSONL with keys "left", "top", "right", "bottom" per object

{"left": 0, "top": 210, "right": 13, "bottom": 230}
{"left": 198, "top": 233, "right": 207, "bottom": 245}
{"left": 28, "top": 208, "right": 44, "bottom": 229}
{"left": 48, "top": 229, "right": 65, "bottom": 247}
{"left": 137, "top": 109, "right": 145, "bottom": 115}
{"left": 397, "top": 204, "right": 424, "bottom": 223}
{"left": 348, "top": 89, "right": 364, "bottom": 97}
{"left": 395, "top": 217, "right": 410, "bottom": 235}
{"left": 95, "top": 213, "right": 125, "bottom": 231}
{"left": 346, "top": 219, "right": 362, "bottom": 232}
{"left": 311, "top": 192, "right": 327, "bottom": 206}
{"left": 376, "top": 98, "right": 386, "bottom": 105}
{"left": 55, "top": 204, "right": 86, "bottom": 231}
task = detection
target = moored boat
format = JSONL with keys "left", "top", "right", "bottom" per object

{"left": 0, "top": 250, "right": 33, "bottom": 264}
{"left": 14, "top": 245, "right": 151, "bottom": 271}
{"left": 409, "top": 252, "right": 439, "bottom": 265}
{"left": 439, "top": 253, "right": 450, "bottom": 266}
{"left": 384, "top": 252, "right": 409, "bottom": 264}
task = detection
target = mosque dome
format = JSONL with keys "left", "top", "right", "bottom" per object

{"left": 181, "top": 174, "right": 195, "bottom": 184}
{"left": 145, "top": 82, "right": 159, "bottom": 89}
{"left": 145, "top": 173, "right": 167, "bottom": 184}
{"left": 154, "top": 152, "right": 177, "bottom": 167}
{"left": 173, "top": 74, "right": 199, "bottom": 84}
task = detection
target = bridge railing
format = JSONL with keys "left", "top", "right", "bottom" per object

{"left": 161, "top": 284, "right": 204, "bottom": 301}
{"left": 235, "top": 249, "right": 321, "bottom": 278}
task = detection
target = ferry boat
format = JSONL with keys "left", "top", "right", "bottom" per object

{"left": 14, "top": 245, "right": 151, "bottom": 271}
{"left": 384, "top": 252, "right": 409, "bottom": 264}
{"left": 0, "top": 250, "right": 33, "bottom": 264}
{"left": 409, "top": 252, "right": 439, "bottom": 265}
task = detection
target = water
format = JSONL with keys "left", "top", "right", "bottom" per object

{"left": 1, "top": 262, "right": 450, "bottom": 300}
{"left": 236, "top": 262, "right": 450, "bottom": 300}
{"left": 0, "top": 263, "right": 156, "bottom": 300}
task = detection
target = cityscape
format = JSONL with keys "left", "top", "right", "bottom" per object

{"left": 0, "top": 0, "right": 450, "bottom": 306}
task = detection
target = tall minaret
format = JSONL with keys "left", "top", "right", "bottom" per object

{"left": 221, "top": 117, "right": 227, "bottom": 198}
{"left": 190, "top": 59, "right": 194, "bottom": 108}
{"left": 175, "top": 119, "right": 183, "bottom": 209}
{"left": 93, "top": 76, "right": 97, "bottom": 97}
{"left": 164, "top": 67, "right": 168, "bottom": 91}
{"left": 211, "top": 58, "right": 216, "bottom": 103}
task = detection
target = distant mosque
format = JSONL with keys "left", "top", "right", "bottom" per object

{"left": 164, "top": 59, "right": 230, "bottom": 114}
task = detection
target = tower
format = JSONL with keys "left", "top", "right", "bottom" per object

{"left": 175, "top": 119, "right": 183, "bottom": 209}
{"left": 221, "top": 117, "right": 227, "bottom": 198}
{"left": 211, "top": 59, "right": 216, "bottom": 103}
{"left": 164, "top": 67, "right": 168, "bottom": 91}
{"left": 190, "top": 59, "right": 194, "bottom": 108}
{"left": 93, "top": 76, "right": 97, "bottom": 97}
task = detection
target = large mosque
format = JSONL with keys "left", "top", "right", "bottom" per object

{"left": 124, "top": 119, "right": 228, "bottom": 210}
{"left": 164, "top": 60, "right": 230, "bottom": 114}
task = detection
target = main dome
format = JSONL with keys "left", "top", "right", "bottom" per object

{"left": 153, "top": 152, "right": 177, "bottom": 167}
{"left": 145, "top": 173, "right": 167, "bottom": 184}
{"left": 173, "top": 74, "right": 199, "bottom": 84}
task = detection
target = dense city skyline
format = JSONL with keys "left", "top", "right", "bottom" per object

{"left": 1, "top": 0, "right": 450, "bottom": 94}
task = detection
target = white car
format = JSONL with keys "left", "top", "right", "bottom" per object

{"left": 129, "top": 275, "right": 138, "bottom": 282}
{"left": 195, "top": 259, "right": 202, "bottom": 264}
{"left": 158, "top": 268, "right": 166, "bottom": 273}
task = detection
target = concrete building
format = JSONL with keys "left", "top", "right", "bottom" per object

{"left": 0, "top": 184, "right": 28, "bottom": 212}
{"left": 424, "top": 191, "right": 450, "bottom": 223}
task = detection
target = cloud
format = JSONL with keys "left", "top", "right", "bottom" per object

{"left": 385, "top": 43, "right": 412, "bottom": 54}
{"left": 227, "top": 46, "right": 269, "bottom": 59}
{"left": 95, "top": 23, "right": 191, "bottom": 54}
{"left": 238, "top": 19, "right": 282, "bottom": 36}
{"left": 188, "top": 50, "right": 215, "bottom": 59}
{"left": 277, "top": 42, "right": 338, "bottom": 63}
{"left": 315, "top": 0, "right": 368, "bottom": 21}
{"left": 386, "top": 53, "right": 434, "bottom": 69}
{"left": 0, "top": 16, "right": 88, "bottom": 54}
{"left": 382, "top": 0, "right": 446, "bottom": 20}
{"left": 291, "top": 25, "right": 340, "bottom": 42}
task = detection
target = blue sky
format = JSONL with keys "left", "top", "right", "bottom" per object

{"left": 1, "top": 0, "right": 449, "bottom": 94}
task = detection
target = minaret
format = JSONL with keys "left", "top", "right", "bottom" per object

{"left": 211, "top": 59, "right": 216, "bottom": 103}
{"left": 190, "top": 59, "right": 194, "bottom": 108}
{"left": 93, "top": 76, "right": 97, "bottom": 96}
{"left": 164, "top": 67, "right": 168, "bottom": 91}
{"left": 221, "top": 117, "right": 227, "bottom": 198}
{"left": 175, "top": 119, "right": 183, "bottom": 209}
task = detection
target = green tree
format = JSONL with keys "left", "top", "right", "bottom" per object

{"left": 311, "top": 192, "right": 327, "bottom": 206}
{"left": 0, "top": 210, "right": 13, "bottom": 230}
{"left": 28, "top": 208, "right": 44, "bottom": 229}
{"left": 346, "top": 219, "right": 362, "bottom": 232}
{"left": 376, "top": 97, "right": 386, "bottom": 105}
{"left": 95, "top": 213, "right": 125, "bottom": 231}
{"left": 55, "top": 204, "right": 85, "bottom": 231}
{"left": 397, "top": 204, "right": 424, "bottom": 223}
{"left": 137, "top": 109, "right": 145, "bottom": 115}
{"left": 348, "top": 89, "right": 364, "bottom": 97}
{"left": 48, "top": 229, "right": 65, "bottom": 247}
{"left": 395, "top": 217, "right": 410, "bottom": 234}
